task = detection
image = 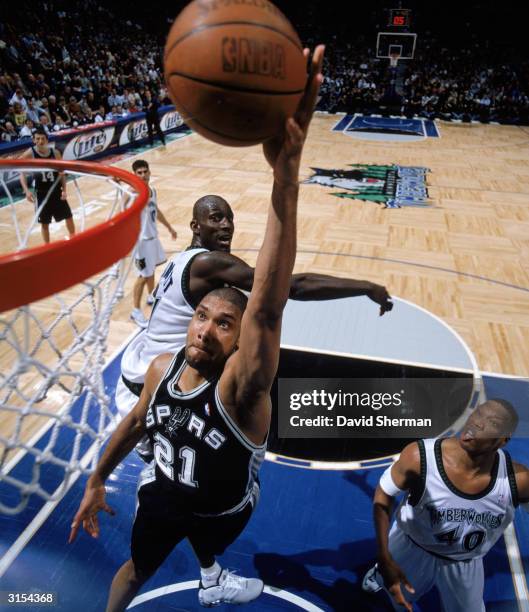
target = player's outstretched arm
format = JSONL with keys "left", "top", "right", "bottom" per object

{"left": 190, "top": 251, "right": 392, "bottom": 315}
{"left": 288, "top": 273, "right": 393, "bottom": 315}
{"left": 374, "top": 442, "right": 420, "bottom": 612}
{"left": 68, "top": 354, "right": 172, "bottom": 543}
{"left": 217, "top": 46, "right": 324, "bottom": 436}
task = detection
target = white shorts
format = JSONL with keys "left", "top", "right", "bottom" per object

{"left": 135, "top": 237, "right": 166, "bottom": 278}
{"left": 115, "top": 375, "right": 142, "bottom": 420}
{"left": 375, "top": 525, "right": 486, "bottom": 612}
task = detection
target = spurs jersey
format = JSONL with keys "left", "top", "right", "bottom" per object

{"left": 32, "top": 147, "right": 60, "bottom": 198}
{"left": 145, "top": 348, "right": 266, "bottom": 514}
{"left": 397, "top": 438, "right": 518, "bottom": 561}
{"left": 121, "top": 247, "right": 207, "bottom": 382}
{"left": 139, "top": 188, "right": 158, "bottom": 241}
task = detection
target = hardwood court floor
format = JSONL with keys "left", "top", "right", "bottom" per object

{"left": 109, "top": 115, "right": 529, "bottom": 376}
{"left": 2, "top": 115, "right": 529, "bottom": 446}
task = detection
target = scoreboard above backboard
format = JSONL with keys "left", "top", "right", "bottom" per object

{"left": 389, "top": 8, "right": 411, "bottom": 28}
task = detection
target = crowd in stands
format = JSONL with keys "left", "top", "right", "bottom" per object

{"left": 306, "top": 23, "right": 529, "bottom": 125}
{"left": 0, "top": 0, "right": 170, "bottom": 143}
{"left": 312, "top": 33, "right": 529, "bottom": 124}
{"left": 1, "top": 0, "right": 528, "bottom": 144}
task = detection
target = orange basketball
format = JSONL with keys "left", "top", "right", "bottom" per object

{"left": 164, "top": 0, "right": 306, "bottom": 147}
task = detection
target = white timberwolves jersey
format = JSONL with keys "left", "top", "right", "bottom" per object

{"left": 121, "top": 247, "right": 208, "bottom": 382}
{"left": 396, "top": 438, "right": 517, "bottom": 561}
{"left": 139, "top": 188, "right": 158, "bottom": 240}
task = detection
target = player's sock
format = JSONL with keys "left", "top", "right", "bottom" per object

{"left": 200, "top": 561, "right": 222, "bottom": 588}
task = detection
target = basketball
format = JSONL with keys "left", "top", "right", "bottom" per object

{"left": 163, "top": 0, "right": 307, "bottom": 147}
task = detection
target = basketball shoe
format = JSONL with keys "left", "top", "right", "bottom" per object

{"left": 198, "top": 569, "right": 264, "bottom": 607}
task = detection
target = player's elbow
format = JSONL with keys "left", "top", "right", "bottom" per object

{"left": 374, "top": 484, "right": 395, "bottom": 510}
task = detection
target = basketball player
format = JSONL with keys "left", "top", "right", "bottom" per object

{"left": 19, "top": 127, "right": 75, "bottom": 244}
{"left": 130, "top": 160, "right": 177, "bottom": 328}
{"left": 69, "top": 45, "right": 325, "bottom": 611}
{"left": 116, "top": 198, "right": 393, "bottom": 441}
{"left": 362, "top": 399, "right": 529, "bottom": 611}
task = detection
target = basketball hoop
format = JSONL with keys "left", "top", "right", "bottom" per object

{"left": 0, "top": 159, "right": 149, "bottom": 514}
{"left": 0, "top": 159, "right": 149, "bottom": 312}
{"left": 389, "top": 52, "right": 400, "bottom": 68}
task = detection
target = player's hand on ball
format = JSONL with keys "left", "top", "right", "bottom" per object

{"left": 68, "top": 481, "right": 115, "bottom": 543}
{"left": 263, "top": 44, "right": 325, "bottom": 179}
{"left": 378, "top": 557, "right": 415, "bottom": 611}
{"left": 367, "top": 283, "right": 393, "bottom": 316}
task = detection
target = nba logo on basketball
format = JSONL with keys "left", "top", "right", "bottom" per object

{"left": 221, "top": 37, "right": 285, "bottom": 79}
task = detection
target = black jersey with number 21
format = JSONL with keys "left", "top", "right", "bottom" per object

{"left": 145, "top": 348, "right": 266, "bottom": 515}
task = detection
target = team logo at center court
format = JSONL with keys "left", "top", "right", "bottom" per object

{"left": 304, "top": 164, "right": 431, "bottom": 208}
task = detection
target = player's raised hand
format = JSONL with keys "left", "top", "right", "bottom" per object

{"left": 68, "top": 482, "right": 115, "bottom": 543}
{"left": 378, "top": 557, "right": 415, "bottom": 611}
{"left": 263, "top": 45, "right": 325, "bottom": 174}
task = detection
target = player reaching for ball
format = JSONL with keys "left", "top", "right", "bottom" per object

{"left": 69, "top": 46, "right": 325, "bottom": 611}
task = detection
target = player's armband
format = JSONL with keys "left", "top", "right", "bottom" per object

{"left": 379, "top": 465, "right": 405, "bottom": 497}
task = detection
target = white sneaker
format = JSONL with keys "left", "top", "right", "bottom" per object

{"left": 198, "top": 569, "right": 264, "bottom": 607}
{"left": 362, "top": 564, "right": 382, "bottom": 593}
{"left": 146, "top": 293, "right": 155, "bottom": 305}
{"left": 130, "top": 309, "right": 148, "bottom": 328}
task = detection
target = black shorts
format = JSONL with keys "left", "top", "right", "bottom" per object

{"left": 131, "top": 477, "right": 256, "bottom": 576}
{"left": 36, "top": 195, "right": 72, "bottom": 224}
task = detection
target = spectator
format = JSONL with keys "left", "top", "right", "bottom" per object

{"left": 19, "top": 117, "right": 35, "bottom": 138}
{"left": 37, "top": 98, "right": 51, "bottom": 123}
{"left": 13, "top": 102, "right": 26, "bottom": 128}
{"left": 1, "top": 121, "right": 19, "bottom": 142}
{"left": 9, "top": 87, "right": 27, "bottom": 111}
{"left": 39, "top": 114, "right": 52, "bottom": 135}
{"left": 26, "top": 99, "right": 41, "bottom": 124}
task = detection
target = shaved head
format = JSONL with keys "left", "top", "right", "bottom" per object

{"left": 192, "top": 195, "right": 230, "bottom": 222}
{"left": 190, "top": 195, "right": 234, "bottom": 252}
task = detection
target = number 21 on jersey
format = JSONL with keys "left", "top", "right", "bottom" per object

{"left": 153, "top": 431, "right": 198, "bottom": 488}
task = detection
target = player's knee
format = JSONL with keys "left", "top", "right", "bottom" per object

{"left": 126, "top": 559, "right": 153, "bottom": 586}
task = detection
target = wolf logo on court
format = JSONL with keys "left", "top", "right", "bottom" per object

{"left": 304, "top": 164, "right": 431, "bottom": 208}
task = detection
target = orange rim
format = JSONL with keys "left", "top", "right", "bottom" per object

{"left": 0, "top": 159, "right": 149, "bottom": 312}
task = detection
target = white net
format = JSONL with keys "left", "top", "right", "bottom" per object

{"left": 0, "top": 160, "right": 144, "bottom": 514}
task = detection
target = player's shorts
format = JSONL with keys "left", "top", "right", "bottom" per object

{"left": 36, "top": 194, "right": 72, "bottom": 224}
{"left": 131, "top": 464, "right": 260, "bottom": 577}
{"left": 373, "top": 524, "right": 485, "bottom": 611}
{"left": 135, "top": 237, "right": 166, "bottom": 278}
{"left": 115, "top": 375, "right": 143, "bottom": 420}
